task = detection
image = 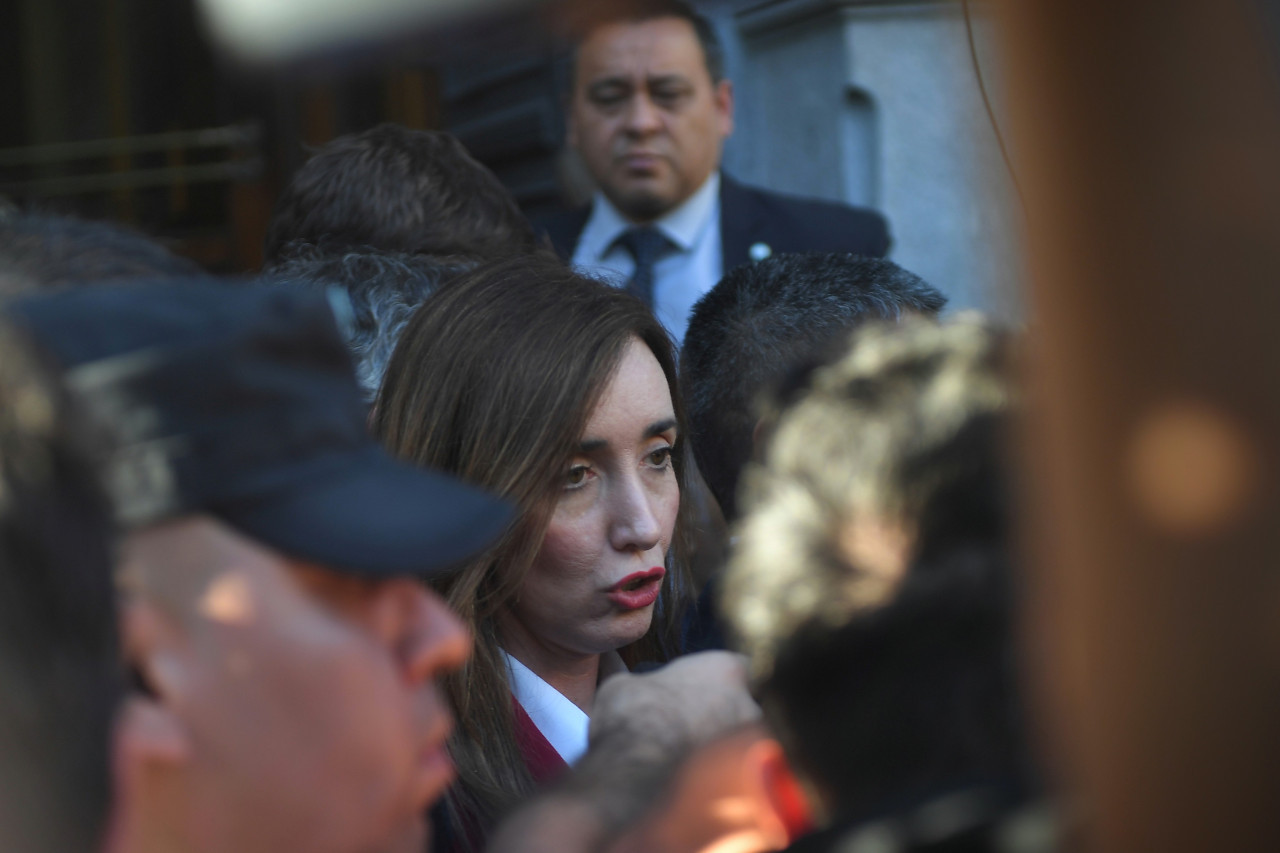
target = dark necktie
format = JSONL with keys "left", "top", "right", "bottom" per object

{"left": 613, "top": 226, "right": 674, "bottom": 308}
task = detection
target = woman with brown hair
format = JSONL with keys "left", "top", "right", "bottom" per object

{"left": 372, "top": 254, "right": 694, "bottom": 849}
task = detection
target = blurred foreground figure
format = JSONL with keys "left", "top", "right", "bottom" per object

{"left": 681, "top": 253, "right": 946, "bottom": 650}
{"left": 264, "top": 245, "right": 476, "bottom": 399}
{"left": 488, "top": 650, "right": 763, "bottom": 853}
{"left": 0, "top": 213, "right": 202, "bottom": 294}
{"left": 724, "top": 318, "right": 1056, "bottom": 852}
{"left": 538, "top": 0, "right": 891, "bottom": 341}
{"left": 0, "top": 324, "right": 120, "bottom": 853}
{"left": 264, "top": 124, "right": 540, "bottom": 265}
{"left": 6, "top": 281, "right": 512, "bottom": 853}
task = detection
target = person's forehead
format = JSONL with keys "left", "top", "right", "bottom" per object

{"left": 583, "top": 338, "right": 675, "bottom": 437}
{"left": 576, "top": 16, "right": 710, "bottom": 85}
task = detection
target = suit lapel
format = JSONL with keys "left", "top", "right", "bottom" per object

{"left": 540, "top": 207, "right": 592, "bottom": 261}
{"left": 718, "top": 173, "right": 764, "bottom": 271}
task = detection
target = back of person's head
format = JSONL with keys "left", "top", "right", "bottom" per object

{"left": 0, "top": 212, "right": 202, "bottom": 293}
{"left": 726, "top": 315, "right": 1010, "bottom": 679}
{"left": 681, "top": 253, "right": 947, "bottom": 521}
{"left": 262, "top": 244, "right": 476, "bottom": 399}
{"left": 723, "top": 317, "right": 1020, "bottom": 818}
{"left": 761, "top": 557, "right": 1030, "bottom": 827}
{"left": 264, "top": 125, "right": 540, "bottom": 264}
{"left": 723, "top": 316, "right": 1025, "bottom": 826}
{"left": 0, "top": 323, "right": 119, "bottom": 853}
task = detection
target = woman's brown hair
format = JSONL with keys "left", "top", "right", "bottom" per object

{"left": 372, "top": 254, "right": 694, "bottom": 842}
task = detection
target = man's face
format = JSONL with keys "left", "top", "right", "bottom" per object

{"left": 569, "top": 16, "right": 733, "bottom": 223}
{"left": 119, "top": 517, "right": 470, "bottom": 853}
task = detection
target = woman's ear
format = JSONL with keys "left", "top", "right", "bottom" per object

{"left": 746, "top": 737, "right": 815, "bottom": 845}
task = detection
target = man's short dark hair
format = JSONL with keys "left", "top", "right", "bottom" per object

{"left": 760, "top": 556, "right": 1031, "bottom": 824}
{"left": 0, "top": 213, "right": 202, "bottom": 294}
{"left": 264, "top": 125, "right": 540, "bottom": 264}
{"left": 573, "top": 0, "right": 725, "bottom": 84}
{"left": 0, "top": 323, "right": 120, "bottom": 853}
{"left": 263, "top": 245, "right": 476, "bottom": 399}
{"left": 681, "top": 253, "right": 947, "bottom": 521}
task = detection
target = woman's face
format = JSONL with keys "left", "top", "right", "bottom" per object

{"left": 506, "top": 337, "right": 680, "bottom": 664}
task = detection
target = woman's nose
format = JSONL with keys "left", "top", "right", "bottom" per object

{"left": 609, "top": 473, "right": 664, "bottom": 554}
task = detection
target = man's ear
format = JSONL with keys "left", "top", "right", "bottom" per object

{"left": 752, "top": 415, "right": 770, "bottom": 457}
{"left": 110, "top": 693, "right": 192, "bottom": 853}
{"left": 715, "top": 78, "right": 735, "bottom": 138}
{"left": 116, "top": 601, "right": 192, "bottom": 770}
{"left": 745, "top": 737, "right": 814, "bottom": 845}
{"left": 116, "top": 694, "right": 190, "bottom": 771}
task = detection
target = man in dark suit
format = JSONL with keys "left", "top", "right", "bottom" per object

{"left": 538, "top": 0, "right": 890, "bottom": 342}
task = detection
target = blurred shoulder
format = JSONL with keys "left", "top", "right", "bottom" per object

{"left": 529, "top": 206, "right": 591, "bottom": 261}
{"left": 720, "top": 175, "right": 891, "bottom": 261}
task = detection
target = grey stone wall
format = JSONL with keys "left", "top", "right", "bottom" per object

{"left": 702, "top": 0, "right": 1022, "bottom": 316}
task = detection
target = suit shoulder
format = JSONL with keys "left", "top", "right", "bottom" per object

{"left": 742, "top": 183, "right": 886, "bottom": 230}
{"left": 529, "top": 205, "right": 591, "bottom": 261}
{"left": 726, "top": 180, "right": 891, "bottom": 259}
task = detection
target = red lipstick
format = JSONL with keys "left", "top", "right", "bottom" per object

{"left": 606, "top": 567, "right": 666, "bottom": 611}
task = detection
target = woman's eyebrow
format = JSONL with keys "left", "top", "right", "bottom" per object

{"left": 576, "top": 418, "right": 678, "bottom": 453}
{"left": 644, "top": 418, "right": 678, "bottom": 439}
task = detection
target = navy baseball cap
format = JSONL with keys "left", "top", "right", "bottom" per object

{"left": 6, "top": 278, "right": 513, "bottom": 578}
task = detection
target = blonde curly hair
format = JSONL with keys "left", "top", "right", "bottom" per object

{"left": 723, "top": 314, "right": 1013, "bottom": 681}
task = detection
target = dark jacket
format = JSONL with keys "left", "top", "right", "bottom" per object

{"left": 535, "top": 173, "right": 891, "bottom": 270}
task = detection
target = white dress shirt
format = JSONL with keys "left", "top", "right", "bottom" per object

{"left": 571, "top": 172, "right": 723, "bottom": 345}
{"left": 503, "top": 651, "right": 590, "bottom": 765}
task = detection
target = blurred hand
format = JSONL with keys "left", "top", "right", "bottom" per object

{"left": 590, "top": 651, "right": 761, "bottom": 752}
{"left": 488, "top": 653, "right": 763, "bottom": 853}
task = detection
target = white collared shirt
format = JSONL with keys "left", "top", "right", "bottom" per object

{"left": 571, "top": 172, "right": 723, "bottom": 345}
{"left": 502, "top": 651, "right": 590, "bottom": 765}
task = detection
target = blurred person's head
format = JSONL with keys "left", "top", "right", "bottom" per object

{"left": 116, "top": 516, "right": 472, "bottom": 853}
{"left": 7, "top": 280, "right": 513, "bottom": 853}
{"left": 757, "top": 562, "right": 1032, "bottom": 839}
{"left": 0, "top": 213, "right": 202, "bottom": 294}
{"left": 262, "top": 245, "right": 476, "bottom": 400}
{"left": 722, "top": 317, "right": 1026, "bottom": 832}
{"left": 374, "top": 254, "right": 694, "bottom": 836}
{"left": 264, "top": 125, "right": 539, "bottom": 265}
{"left": 0, "top": 323, "right": 119, "bottom": 853}
{"left": 681, "top": 253, "right": 947, "bottom": 522}
{"left": 568, "top": 0, "right": 733, "bottom": 223}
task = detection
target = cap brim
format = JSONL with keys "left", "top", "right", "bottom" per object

{"left": 217, "top": 447, "right": 513, "bottom": 578}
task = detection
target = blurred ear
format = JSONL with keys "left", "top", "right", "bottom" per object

{"left": 752, "top": 416, "right": 769, "bottom": 457}
{"left": 116, "top": 601, "right": 192, "bottom": 770}
{"left": 116, "top": 694, "right": 190, "bottom": 771}
{"left": 714, "top": 78, "right": 735, "bottom": 139}
{"left": 111, "top": 693, "right": 192, "bottom": 853}
{"left": 746, "top": 737, "right": 814, "bottom": 845}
